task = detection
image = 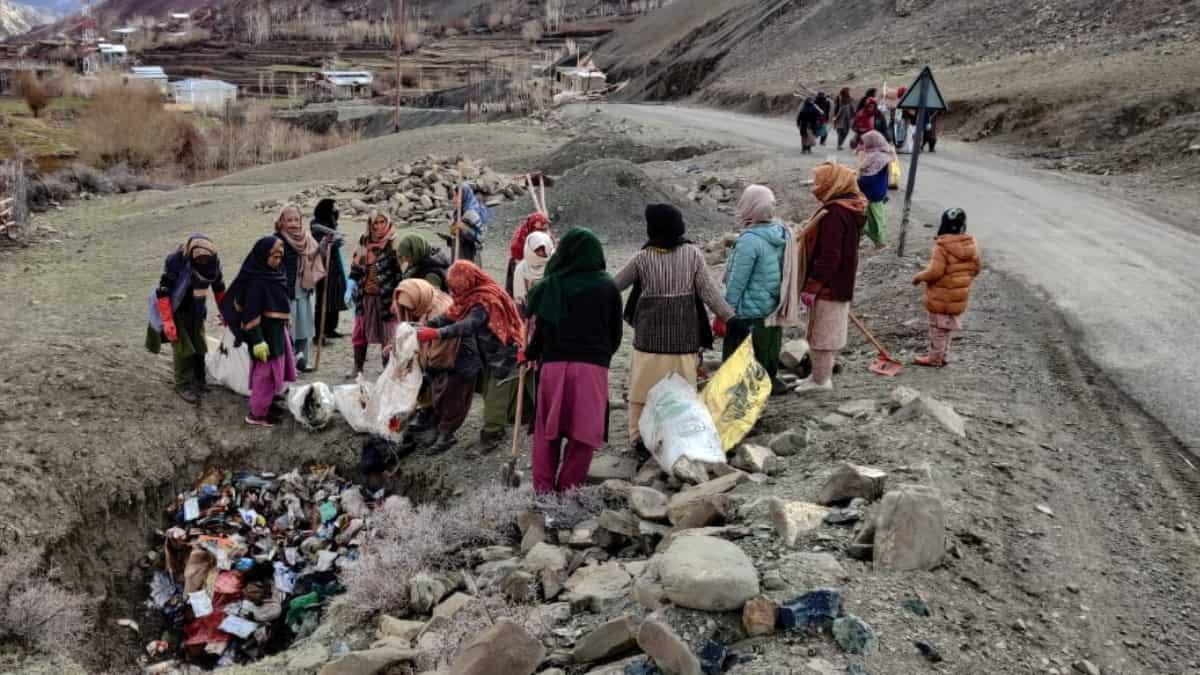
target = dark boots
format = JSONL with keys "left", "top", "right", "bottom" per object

{"left": 429, "top": 432, "right": 456, "bottom": 455}
{"left": 349, "top": 345, "right": 367, "bottom": 380}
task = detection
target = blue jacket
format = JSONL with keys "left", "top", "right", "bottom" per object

{"left": 725, "top": 221, "right": 787, "bottom": 319}
{"left": 858, "top": 167, "right": 889, "bottom": 202}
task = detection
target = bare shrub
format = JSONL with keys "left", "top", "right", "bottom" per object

{"left": 77, "top": 80, "right": 198, "bottom": 171}
{"left": 0, "top": 552, "right": 96, "bottom": 657}
{"left": 15, "top": 72, "right": 50, "bottom": 118}
{"left": 56, "top": 163, "right": 115, "bottom": 194}
{"left": 533, "top": 485, "right": 609, "bottom": 528}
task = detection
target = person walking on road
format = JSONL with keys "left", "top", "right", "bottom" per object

{"left": 814, "top": 92, "right": 833, "bottom": 146}
{"left": 525, "top": 228, "right": 623, "bottom": 494}
{"left": 615, "top": 203, "right": 735, "bottom": 451}
{"left": 852, "top": 97, "right": 892, "bottom": 149}
{"left": 347, "top": 210, "right": 402, "bottom": 379}
{"left": 857, "top": 130, "right": 893, "bottom": 250}
{"left": 145, "top": 233, "right": 226, "bottom": 404}
{"left": 311, "top": 199, "right": 347, "bottom": 340}
{"left": 794, "top": 162, "right": 868, "bottom": 393}
{"left": 912, "top": 208, "right": 982, "bottom": 367}
{"left": 722, "top": 185, "right": 787, "bottom": 387}
{"left": 274, "top": 203, "right": 327, "bottom": 372}
{"left": 796, "top": 97, "right": 822, "bottom": 154}
{"left": 833, "top": 88, "right": 855, "bottom": 150}
{"left": 219, "top": 236, "right": 297, "bottom": 427}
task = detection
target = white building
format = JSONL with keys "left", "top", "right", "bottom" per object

{"left": 171, "top": 78, "right": 238, "bottom": 113}
{"left": 315, "top": 70, "right": 373, "bottom": 100}
{"left": 129, "top": 66, "right": 168, "bottom": 94}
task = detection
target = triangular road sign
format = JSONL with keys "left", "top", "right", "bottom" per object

{"left": 897, "top": 66, "right": 947, "bottom": 111}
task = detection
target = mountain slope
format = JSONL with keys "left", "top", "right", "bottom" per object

{"left": 0, "top": 0, "right": 55, "bottom": 37}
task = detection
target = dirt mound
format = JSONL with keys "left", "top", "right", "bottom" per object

{"left": 538, "top": 133, "right": 723, "bottom": 175}
{"left": 534, "top": 158, "right": 725, "bottom": 245}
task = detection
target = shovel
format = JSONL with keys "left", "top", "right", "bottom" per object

{"left": 849, "top": 311, "right": 904, "bottom": 377}
{"left": 501, "top": 364, "right": 528, "bottom": 488}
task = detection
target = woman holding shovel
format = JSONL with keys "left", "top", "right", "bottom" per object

{"left": 347, "top": 209, "right": 402, "bottom": 379}
{"left": 525, "top": 228, "right": 623, "bottom": 494}
{"left": 794, "top": 162, "right": 868, "bottom": 394}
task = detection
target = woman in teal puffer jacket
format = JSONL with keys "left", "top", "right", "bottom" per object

{"left": 719, "top": 184, "right": 787, "bottom": 381}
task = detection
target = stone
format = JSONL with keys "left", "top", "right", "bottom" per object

{"left": 917, "top": 395, "right": 966, "bottom": 437}
{"left": 633, "top": 579, "right": 668, "bottom": 611}
{"left": 817, "top": 463, "right": 888, "bottom": 505}
{"left": 571, "top": 615, "right": 639, "bottom": 663}
{"left": 658, "top": 535, "right": 759, "bottom": 611}
{"left": 769, "top": 429, "right": 809, "bottom": 457}
{"left": 589, "top": 455, "right": 638, "bottom": 483}
{"left": 520, "top": 518, "right": 547, "bottom": 554}
{"left": 431, "top": 592, "right": 472, "bottom": 622}
{"left": 634, "top": 463, "right": 664, "bottom": 487}
{"left": 902, "top": 596, "right": 931, "bottom": 617}
{"left": 667, "top": 494, "right": 732, "bottom": 529}
{"left": 409, "top": 572, "right": 454, "bottom": 614}
{"left": 672, "top": 456, "right": 709, "bottom": 485}
{"left": 599, "top": 510, "right": 641, "bottom": 539}
{"left": 637, "top": 618, "right": 701, "bottom": 675}
{"left": 602, "top": 479, "right": 634, "bottom": 500}
{"left": 778, "top": 553, "right": 850, "bottom": 588}
{"left": 761, "top": 570, "right": 786, "bottom": 591}
{"left": 890, "top": 385, "right": 921, "bottom": 408}
{"left": 780, "top": 339, "right": 810, "bottom": 370}
{"left": 319, "top": 644, "right": 422, "bottom": 675}
{"left": 742, "top": 595, "right": 779, "bottom": 637}
{"left": 501, "top": 570, "right": 537, "bottom": 602}
{"left": 524, "top": 543, "right": 568, "bottom": 574}
{"left": 377, "top": 616, "right": 426, "bottom": 642}
{"left": 666, "top": 471, "right": 745, "bottom": 522}
{"left": 836, "top": 399, "right": 877, "bottom": 417}
{"left": 732, "top": 444, "right": 779, "bottom": 475}
{"left": 819, "top": 413, "right": 849, "bottom": 429}
{"left": 779, "top": 589, "right": 842, "bottom": 632}
{"left": 1072, "top": 660, "right": 1101, "bottom": 675}
{"left": 874, "top": 485, "right": 946, "bottom": 571}
{"left": 915, "top": 639, "right": 943, "bottom": 663}
{"left": 629, "top": 487, "right": 670, "bottom": 521}
{"left": 448, "top": 618, "right": 545, "bottom": 675}
{"left": 477, "top": 545, "right": 516, "bottom": 562}
{"left": 769, "top": 498, "right": 831, "bottom": 546}
{"left": 564, "top": 562, "right": 633, "bottom": 611}
{"left": 833, "top": 614, "right": 877, "bottom": 655}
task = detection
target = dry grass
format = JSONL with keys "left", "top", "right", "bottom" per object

{"left": 0, "top": 552, "right": 95, "bottom": 658}
{"left": 76, "top": 80, "right": 197, "bottom": 171}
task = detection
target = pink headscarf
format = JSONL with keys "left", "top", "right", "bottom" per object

{"left": 274, "top": 203, "right": 326, "bottom": 291}
{"left": 737, "top": 184, "right": 776, "bottom": 228}
{"left": 858, "top": 130, "right": 892, "bottom": 177}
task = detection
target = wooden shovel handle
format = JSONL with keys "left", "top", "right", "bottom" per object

{"left": 510, "top": 366, "right": 527, "bottom": 458}
{"left": 849, "top": 311, "right": 890, "bottom": 358}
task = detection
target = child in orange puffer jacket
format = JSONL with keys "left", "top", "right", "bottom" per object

{"left": 911, "top": 208, "right": 982, "bottom": 367}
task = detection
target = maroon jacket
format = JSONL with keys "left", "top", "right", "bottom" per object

{"left": 807, "top": 201, "right": 866, "bottom": 302}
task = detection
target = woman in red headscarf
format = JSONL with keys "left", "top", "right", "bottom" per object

{"left": 417, "top": 261, "right": 526, "bottom": 454}
{"left": 506, "top": 212, "right": 551, "bottom": 296}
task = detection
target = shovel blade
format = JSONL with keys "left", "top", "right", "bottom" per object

{"left": 869, "top": 357, "right": 904, "bottom": 377}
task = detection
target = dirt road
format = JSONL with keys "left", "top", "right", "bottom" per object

{"left": 587, "top": 103, "right": 1200, "bottom": 453}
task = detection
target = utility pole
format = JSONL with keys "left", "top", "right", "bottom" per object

{"left": 393, "top": 0, "right": 404, "bottom": 132}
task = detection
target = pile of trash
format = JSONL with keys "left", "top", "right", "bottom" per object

{"left": 255, "top": 155, "right": 529, "bottom": 221}
{"left": 143, "top": 465, "right": 379, "bottom": 672}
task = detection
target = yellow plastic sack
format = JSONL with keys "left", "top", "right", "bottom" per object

{"left": 888, "top": 158, "right": 901, "bottom": 189}
{"left": 701, "top": 338, "right": 771, "bottom": 452}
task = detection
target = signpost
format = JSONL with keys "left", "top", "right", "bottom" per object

{"left": 895, "top": 66, "right": 947, "bottom": 256}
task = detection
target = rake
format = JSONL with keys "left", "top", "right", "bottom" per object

{"left": 849, "top": 311, "right": 904, "bottom": 377}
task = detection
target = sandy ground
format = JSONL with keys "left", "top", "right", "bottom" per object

{"left": 2, "top": 110, "right": 1200, "bottom": 673}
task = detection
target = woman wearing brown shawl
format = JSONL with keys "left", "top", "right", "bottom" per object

{"left": 794, "top": 162, "right": 868, "bottom": 393}
{"left": 348, "top": 209, "right": 402, "bottom": 378}
{"left": 392, "top": 279, "right": 468, "bottom": 448}
{"left": 275, "top": 203, "right": 328, "bottom": 372}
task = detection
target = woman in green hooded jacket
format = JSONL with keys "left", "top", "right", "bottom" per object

{"left": 394, "top": 233, "right": 452, "bottom": 291}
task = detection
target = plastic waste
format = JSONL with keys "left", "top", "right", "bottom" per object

{"left": 701, "top": 336, "right": 771, "bottom": 451}
{"left": 287, "top": 382, "right": 337, "bottom": 430}
{"left": 204, "top": 327, "right": 252, "bottom": 397}
{"left": 639, "top": 373, "right": 726, "bottom": 473}
{"left": 332, "top": 323, "right": 423, "bottom": 440}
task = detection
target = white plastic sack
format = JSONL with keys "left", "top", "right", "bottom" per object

{"left": 287, "top": 382, "right": 336, "bottom": 430}
{"left": 205, "top": 328, "right": 252, "bottom": 397}
{"left": 333, "top": 323, "right": 423, "bottom": 440}
{"left": 638, "top": 373, "right": 726, "bottom": 473}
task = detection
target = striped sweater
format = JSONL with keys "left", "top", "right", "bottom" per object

{"left": 614, "top": 244, "right": 734, "bottom": 354}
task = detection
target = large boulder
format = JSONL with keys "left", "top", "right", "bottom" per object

{"left": 563, "top": 562, "right": 633, "bottom": 611}
{"left": 448, "top": 618, "right": 545, "bottom": 675}
{"left": 657, "top": 535, "right": 759, "bottom": 611}
{"left": 874, "top": 484, "right": 946, "bottom": 571}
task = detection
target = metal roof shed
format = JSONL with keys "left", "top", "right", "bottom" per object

{"left": 171, "top": 78, "right": 238, "bottom": 113}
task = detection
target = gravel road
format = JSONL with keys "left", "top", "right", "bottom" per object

{"left": 587, "top": 103, "right": 1200, "bottom": 453}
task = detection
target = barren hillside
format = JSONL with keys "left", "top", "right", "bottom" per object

{"left": 595, "top": 0, "right": 1200, "bottom": 175}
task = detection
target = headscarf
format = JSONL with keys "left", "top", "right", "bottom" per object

{"left": 737, "top": 185, "right": 776, "bottom": 227}
{"left": 522, "top": 231, "right": 555, "bottom": 280}
{"left": 858, "top": 130, "right": 892, "bottom": 177}
{"left": 525, "top": 227, "right": 609, "bottom": 326}
{"left": 275, "top": 203, "right": 326, "bottom": 290}
{"left": 313, "top": 199, "right": 339, "bottom": 229}
{"left": 182, "top": 233, "right": 219, "bottom": 282}
{"left": 801, "top": 97, "right": 818, "bottom": 116}
{"left": 938, "top": 208, "right": 967, "bottom": 236}
{"left": 798, "top": 162, "right": 868, "bottom": 286}
{"left": 445, "top": 260, "right": 525, "bottom": 347}
{"left": 644, "top": 203, "right": 688, "bottom": 250}
{"left": 391, "top": 278, "right": 453, "bottom": 324}
{"left": 858, "top": 88, "right": 877, "bottom": 111}
{"left": 219, "top": 236, "right": 291, "bottom": 343}
{"left": 354, "top": 209, "right": 395, "bottom": 266}
{"left": 838, "top": 87, "right": 853, "bottom": 105}
{"left": 510, "top": 212, "right": 550, "bottom": 262}
{"left": 395, "top": 233, "right": 433, "bottom": 268}
{"left": 896, "top": 85, "right": 907, "bottom": 101}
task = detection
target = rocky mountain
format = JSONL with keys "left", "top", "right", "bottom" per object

{"left": 0, "top": 0, "right": 56, "bottom": 37}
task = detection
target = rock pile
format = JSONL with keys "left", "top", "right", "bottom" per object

{"left": 255, "top": 156, "right": 529, "bottom": 223}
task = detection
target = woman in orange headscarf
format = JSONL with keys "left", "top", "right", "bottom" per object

{"left": 794, "top": 162, "right": 868, "bottom": 394}
{"left": 416, "top": 261, "right": 525, "bottom": 454}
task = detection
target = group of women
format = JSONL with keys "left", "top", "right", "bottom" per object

{"left": 146, "top": 157, "right": 882, "bottom": 493}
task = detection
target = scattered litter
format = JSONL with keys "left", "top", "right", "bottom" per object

{"left": 640, "top": 374, "right": 726, "bottom": 473}
{"left": 116, "top": 618, "right": 140, "bottom": 633}
{"left": 1035, "top": 504, "right": 1055, "bottom": 518}
{"left": 287, "top": 382, "right": 337, "bottom": 430}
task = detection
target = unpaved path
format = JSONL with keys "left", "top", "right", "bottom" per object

{"left": 583, "top": 103, "right": 1200, "bottom": 453}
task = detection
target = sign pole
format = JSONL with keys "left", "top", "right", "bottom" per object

{"left": 897, "top": 105, "right": 927, "bottom": 258}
